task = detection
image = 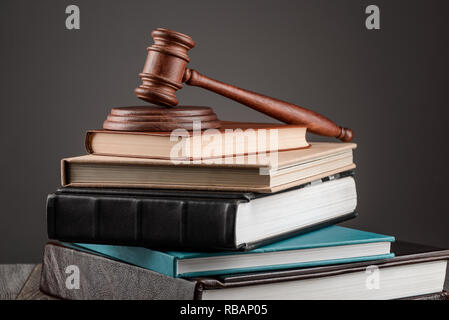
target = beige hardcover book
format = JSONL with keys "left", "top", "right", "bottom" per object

{"left": 62, "top": 142, "right": 356, "bottom": 193}
{"left": 85, "top": 121, "right": 308, "bottom": 160}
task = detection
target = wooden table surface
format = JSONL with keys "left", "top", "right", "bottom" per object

{"left": 0, "top": 264, "right": 55, "bottom": 300}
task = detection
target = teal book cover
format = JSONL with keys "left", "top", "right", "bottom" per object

{"left": 73, "top": 226, "right": 395, "bottom": 278}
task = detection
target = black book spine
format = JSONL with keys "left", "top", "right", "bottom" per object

{"left": 47, "top": 193, "right": 241, "bottom": 250}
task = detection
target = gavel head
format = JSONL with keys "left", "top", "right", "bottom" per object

{"left": 134, "top": 28, "right": 195, "bottom": 106}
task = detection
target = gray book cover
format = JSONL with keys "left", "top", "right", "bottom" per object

{"left": 40, "top": 242, "right": 197, "bottom": 300}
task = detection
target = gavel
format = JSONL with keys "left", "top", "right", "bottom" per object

{"left": 134, "top": 28, "right": 353, "bottom": 142}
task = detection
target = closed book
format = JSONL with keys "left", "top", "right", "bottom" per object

{"left": 40, "top": 242, "right": 196, "bottom": 300}
{"left": 48, "top": 171, "right": 357, "bottom": 251}
{"left": 74, "top": 226, "right": 394, "bottom": 277}
{"left": 86, "top": 121, "right": 309, "bottom": 160}
{"left": 197, "top": 241, "right": 449, "bottom": 300}
{"left": 61, "top": 142, "right": 356, "bottom": 193}
{"left": 22, "top": 263, "right": 447, "bottom": 301}
{"left": 40, "top": 241, "right": 449, "bottom": 300}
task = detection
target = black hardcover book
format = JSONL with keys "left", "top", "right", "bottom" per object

{"left": 47, "top": 171, "right": 357, "bottom": 251}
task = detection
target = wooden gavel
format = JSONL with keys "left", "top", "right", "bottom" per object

{"left": 135, "top": 28, "right": 353, "bottom": 142}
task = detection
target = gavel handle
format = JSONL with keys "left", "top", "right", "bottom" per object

{"left": 183, "top": 69, "right": 353, "bottom": 142}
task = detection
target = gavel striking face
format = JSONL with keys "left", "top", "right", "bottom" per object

{"left": 135, "top": 28, "right": 353, "bottom": 142}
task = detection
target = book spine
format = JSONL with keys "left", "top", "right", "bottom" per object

{"left": 40, "top": 243, "right": 197, "bottom": 300}
{"left": 47, "top": 193, "right": 240, "bottom": 250}
{"left": 60, "top": 159, "right": 68, "bottom": 186}
{"left": 84, "top": 131, "right": 94, "bottom": 154}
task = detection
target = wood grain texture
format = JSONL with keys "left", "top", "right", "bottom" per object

{"left": 103, "top": 106, "right": 221, "bottom": 131}
{"left": 134, "top": 28, "right": 195, "bottom": 106}
{"left": 110, "top": 106, "right": 212, "bottom": 116}
{"left": 16, "top": 264, "right": 56, "bottom": 300}
{"left": 184, "top": 69, "right": 353, "bottom": 141}
{"left": 0, "top": 264, "right": 34, "bottom": 300}
{"left": 134, "top": 28, "right": 353, "bottom": 141}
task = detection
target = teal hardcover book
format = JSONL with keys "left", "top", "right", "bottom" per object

{"left": 73, "top": 226, "right": 395, "bottom": 278}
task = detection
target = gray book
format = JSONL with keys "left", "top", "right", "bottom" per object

{"left": 40, "top": 241, "right": 449, "bottom": 300}
{"left": 40, "top": 242, "right": 196, "bottom": 300}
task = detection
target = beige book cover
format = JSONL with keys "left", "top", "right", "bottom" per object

{"left": 62, "top": 142, "right": 356, "bottom": 193}
{"left": 86, "top": 121, "right": 309, "bottom": 160}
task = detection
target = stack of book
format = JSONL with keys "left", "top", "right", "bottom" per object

{"left": 38, "top": 122, "right": 448, "bottom": 300}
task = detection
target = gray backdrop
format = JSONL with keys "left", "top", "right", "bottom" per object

{"left": 1, "top": 0, "right": 448, "bottom": 262}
